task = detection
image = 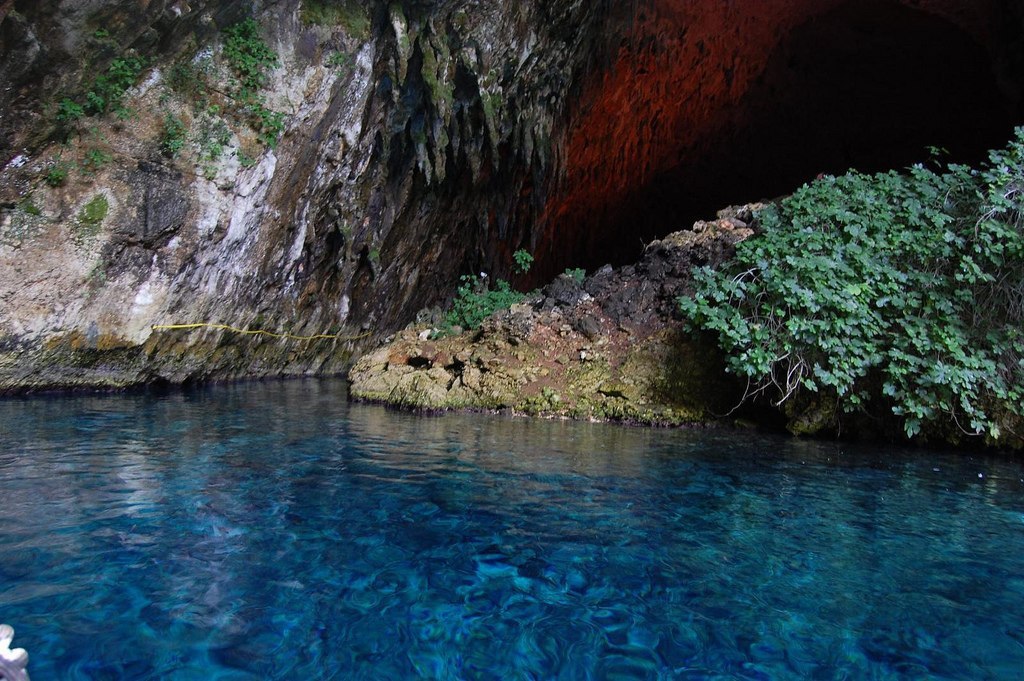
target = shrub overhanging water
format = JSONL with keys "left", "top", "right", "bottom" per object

{"left": 681, "top": 129, "right": 1024, "bottom": 441}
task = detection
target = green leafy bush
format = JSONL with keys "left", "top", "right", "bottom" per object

{"left": 223, "top": 18, "right": 279, "bottom": 96}
{"left": 85, "top": 56, "right": 146, "bottom": 116}
{"left": 197, "top": 114, "right": 232, "bottom": 161}
{"left": 444, "top": 275, "right": 525, "bottom": 331}
{"left": 564, "top": 267, "right": 586, "bottom": 284}
{"left": 681, "top": 129, "right": 1024, "bottom": 441}
{"left": 513, "top": 248, "right": 534, "bottom": 274}
{"left": 54, "top": 55, "right": 145, "bottom": 133}
{"left": 160, "top": 113, "right": 188, "bottom": 157}
{"left": 248, "top": 102, "right": 285, "bottom": 148}
{"left": 44, "top": 162, "right": 70, "bottom": 187}
{"left": 56, "top": 99, "right": 85, "bottom": 124}
{"left": 326, "top": 51, "right": 352, "bottom": 70}
{"left": 221, "top": 19, "right": 286, "bottom": 150}
{"left": 81, "top": 147, "right": 113, "bottom": 174}
{"left": 440, "top": 250, "right": 539, "bottom": 332}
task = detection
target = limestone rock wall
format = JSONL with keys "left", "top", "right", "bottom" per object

{"left": 0, "top": 0, "right": 609, "bottom": 390}
{"left": 1, "top": 0, "right": 371, "bottom": 389}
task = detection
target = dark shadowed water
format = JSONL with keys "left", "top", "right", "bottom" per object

{"left": 1, "top": 380, "right": 1023, "bottom": 680}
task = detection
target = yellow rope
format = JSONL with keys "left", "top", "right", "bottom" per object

{"left": 151, "top": 323, "right": 371, "bottom": 342}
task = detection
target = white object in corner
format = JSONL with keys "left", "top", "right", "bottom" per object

{"left": 0, "top": 625, "right": 29, "bottom": 681}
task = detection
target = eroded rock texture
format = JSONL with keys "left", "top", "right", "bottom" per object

{"left": 1, "top": 0, "right": 600, "bottom": 389}
{"left": 0, "top": 0, "right": 1021, "bottom": 391}
{"left": 348, "top": 210, "right": 756, "bottom": 425}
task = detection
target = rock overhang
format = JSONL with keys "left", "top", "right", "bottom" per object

{"left": 533, "top": 0, "right": 1023, "bottom": 278}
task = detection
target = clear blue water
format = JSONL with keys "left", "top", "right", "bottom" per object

{"left": 1, "top": 380, "right": 1023, "bottom": 680}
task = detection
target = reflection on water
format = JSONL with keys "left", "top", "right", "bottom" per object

{"left": 1, "top": 380, "right": 1023, "bottom": 679}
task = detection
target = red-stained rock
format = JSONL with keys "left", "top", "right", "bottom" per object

{"left": 535, "top": 0, "right": 1020, "bottom": 276}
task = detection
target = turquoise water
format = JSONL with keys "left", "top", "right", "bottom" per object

{"left": 1, "top": 380, "right": 1023, "bottom": 679}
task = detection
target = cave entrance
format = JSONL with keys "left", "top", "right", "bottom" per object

{"left": 559, "top": 0, "right": 1021, "bottom": 275}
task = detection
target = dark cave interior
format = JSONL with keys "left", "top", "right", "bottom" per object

{"left": 640, "top": 2, "right": 1021, "bottom": 243}
{"left": 535, "top": 0, "right": 1023, "bottom": 280}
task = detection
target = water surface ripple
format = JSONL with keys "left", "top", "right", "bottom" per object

{"left": 1, "top": 380, "right": 1023, "bottom": 679}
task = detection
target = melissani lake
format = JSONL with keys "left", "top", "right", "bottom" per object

{"left": 1, "top": 380, "right": 1023, "bottom": 679}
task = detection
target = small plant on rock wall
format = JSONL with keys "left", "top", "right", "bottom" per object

{"left": 52, "top": 54, "right": 146, "bottom": 133}
{"left": 18, "top": 198, "right": 42, "bottom": 217}
{"left": 56, "top": 99, "right": 85, "bottom": 126}
{"left": 513, "top": 248, "right": 534, "bottom": 274}
{"left": 196, "top": 114, "right": 233, "bottom": 177}
{"left": 223, "top": 18, "right": 280, "bottom": 96}
{"left": 222, "top": 18, "right": 287, "bottom": 150}
{"left": 444, "top": 275, "right": 526, "bottom": 332}
{"left": 160, "top": 113, "right": 188, "bottom": 158}
{"left": 49, "top": 52, "right": 147, "bottom": 183}
{"left": 248, "top": 103, "right": 286, "bottom": 148}
{"left": 167, "top": 57, "right": 214, "bottom": 103}
{"left": 81, "top": 147, "right": 113, "bottom": 174}
{"left": 160, "top": 19, "right": 286, "bottom": 170}
{"left": 44, "top": 162, "right": 70, "bottom": 188}
{"left": 326, "top": 51, "right": 352, "bottom": 70}
{"left": 564, "top": 267, "right": 586, "bottom": 284}
{"left": 84, "top": 56, "right": 147, "bottom": 118}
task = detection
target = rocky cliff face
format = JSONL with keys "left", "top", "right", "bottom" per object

{"left": 0, "top": 0, "right": 1021, "bottom": 392}
{"left": 0, "top": 0, "right": 605, "bottom": 390}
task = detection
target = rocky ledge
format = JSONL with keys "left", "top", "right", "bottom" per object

{"left": 349, "top": 207, "right": 759, "bottom": 424}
